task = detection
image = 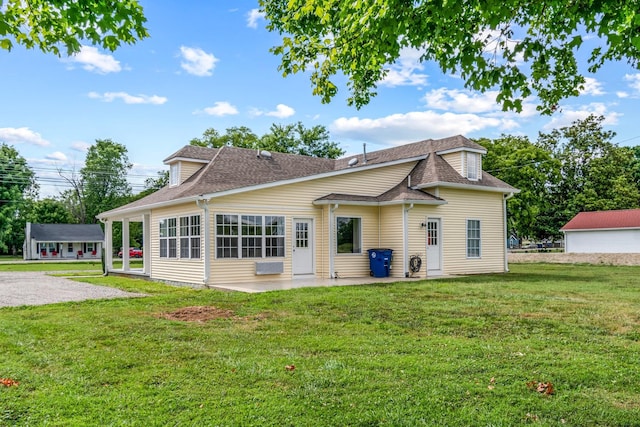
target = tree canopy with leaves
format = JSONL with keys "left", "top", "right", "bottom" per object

{"left": 0, "top": 0, "right": 148, "bottom": 55}
{"left": 260, "top": 0, "right": 640, "bottom": 113}
{"left": 0, "top": 143, "right": 37, "bottom": 253}
{"left": 191, "top": 122, "right": 345, "bottom": 159}
{"left": 81, "top": 139, "right": 133, "bottom": 223}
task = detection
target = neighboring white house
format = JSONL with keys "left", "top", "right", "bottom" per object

{"left": 561, "top": 209, "right": 640, "bottom": 253}
{"left": 23, "top": 223, "right": 105, "bottom": 260}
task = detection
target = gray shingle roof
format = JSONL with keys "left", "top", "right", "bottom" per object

{"left": 29, "top": 224, "right": 104, "bottom": 242}
{"left": 99, "top": 135, "right": 516, "bottom": 218}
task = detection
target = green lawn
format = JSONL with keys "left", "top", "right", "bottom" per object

{"left": 0, "top": 260, "right": 142, "bottom": 272}
{"left": 1, "top": 264, "right": 639, "bottom": 425}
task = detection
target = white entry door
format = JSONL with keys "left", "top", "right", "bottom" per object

{"left": 426, "top": 218, "right": 442, "bottom": 275}
{"left": 292, "top": 219, "right": 314, "bottom": 275}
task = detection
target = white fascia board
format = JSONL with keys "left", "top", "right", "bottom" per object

{"left": 163, "top": 157, "right": 210, "bottom": 165}
{"left": 563, "top": 227, "right": 640, "bottom": 232}
{"left": 97, "top": 207, "right": 159, "bottom": 221}
{"left": 417, "top": 181, "right": 520, "bottom": 194}
{"left": 200, "top": 155, "right": 428, "bottom": 200}
{"left": 436, "top": 147, "right": 487, "bottom": 156}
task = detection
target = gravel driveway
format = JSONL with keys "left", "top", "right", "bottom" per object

{"left": 0, "top": 272, "right": 145, "bottom": 308}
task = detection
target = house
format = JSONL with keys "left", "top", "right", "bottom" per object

{"left": 561, "top": 209, "right": 640, "bottom": 253}
{"left": 23, "top": 222, "right": 105, "bottom": 260}
{"left": 97, "top": 135, "right": 518, "bottom": 287}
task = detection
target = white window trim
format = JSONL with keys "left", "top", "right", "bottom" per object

{"left": 466, "top": 218, "right": 482, "bottom": 259}
{"left": 335, "top": 216, "right": 363, "bottom": 255}
{"left": 179, "top": 214, "right": 201, "bottom": 259}
{"left": 214, "top": 213, "right": 286, "bottom": 259}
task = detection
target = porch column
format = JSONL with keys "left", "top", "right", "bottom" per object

{"left": 122, "top": 218, "right": 130, "bottom": 272}
{"left": 104, "top": 220, "right": 113, "bottom": 271}
{"left": 143, "top": 213, "right": 151, "bottom": 275}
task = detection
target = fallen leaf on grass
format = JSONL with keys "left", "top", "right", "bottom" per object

{"left": 527, "top": 380, "right": 554, "bottom": 395}
{"left": 285, "top": 365, "right": 296, "bottom": 371}
{"left": 1, "top": 378, "right": 19, "bottom": 387}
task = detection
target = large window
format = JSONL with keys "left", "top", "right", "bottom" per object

{"left": 466, "top": 219, "right": 481, "bottom": 258}
{"left": 336, "top": 217, "right": 362, "bottom": 254}
{"left": 159, "top": 218, "right": 177, "bottom": 258}
{"left": 180, "top": 215, "right": 201, "bottom": 259}
{"left": 216, "top": 214, "right": 285, "bottom": 258}
{"left": 466, "top": 152, "right": 479, "bottom": 180}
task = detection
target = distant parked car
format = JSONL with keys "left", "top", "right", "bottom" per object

{"left": 118, "top": 247, "right": 143, "bottom": 258}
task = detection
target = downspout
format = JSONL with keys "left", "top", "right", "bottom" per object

{"left": 329, "top": 204, "right": 339, "bottom": 278}
{"left": 403, "top": 203, "right": 414, "bottom": 277}
{"left": 503, "top": 192, "right": 515, "bottom": 272}
{"left": 196, "top": 198, "right": 211, "bottom": 285}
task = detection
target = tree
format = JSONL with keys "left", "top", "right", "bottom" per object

{"left": 260, "top": 0, "right": 640, "bottom": 113}
{"left": 0, "top": 0, "right": 148, "bottom": 55}
{"left": 477, "top": 136, "right": 559, "bottom": 240}
{"left": 537, "top": 115, "right": 639, "bottom": 238}
{"left": 191, "top": 122, "right": 345, "bottom": 159}
{"left": 81, "top": 139, "right": 132, "bottom": 223}
{"left": 0, "top": 143, "right": 38, "bottom": 254}
{"left": 25, "top": 198, "right": 75, "bottom": 224}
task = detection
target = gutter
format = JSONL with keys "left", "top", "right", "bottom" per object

{"left": 403, "top": 203, "right": 414, "bottom": 277}
{"left": 196, "top": 198, "right": 211, "bottom": 284}
{"left": 329, "top": 204, "right": 339, "bottom": 278}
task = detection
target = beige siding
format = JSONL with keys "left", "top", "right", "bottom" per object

{"left": 179, "top": 161, "right": 205, "bottom": 184}
{"left": 437, "top": 188, "right": 505, "bottom": 274}
{"left": 150, "top": 203, "right": 205, "bottom": 284}
{"left": 332, "top": 206, "right": 378, "bottom": 278}
{"left": 441, "top": 152, "right": 463, "bottom": 176}
{"left": 379, "top": 205, "right": 405, "bottom": 278}
{"left": 407, "top": 206, "right": 440, "bottom": 278}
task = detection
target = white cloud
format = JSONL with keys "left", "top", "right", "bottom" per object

{"left": 46, "top": 151, "right": 68, "bottom": 162}
{"left": 423, "top": 87, "right": 539, "bottom": 118}
{"left": 201, "top": 101, "right": 239, "bottom": 116}
{"left": 88, "top": 91, "right": 167, "bottom": 105}
{"left": 624, "top": 74, "right": 640, "bottom": 93}
{"left": 247, "top": 9, "right": 265, "bottom": 28}
{"left": 0, "top": 127, "right": 50, "bottom": 146}
{"left": 251, "top": 104, "right": 296, "bottom": 118}
{"left": 71, "top": 141, "right": 91, "bottom": 152}
{"left": 617, "top": 91, "right": 630, "bottom": 98}
{"left": 67, "top": 46, "right": 122, "bottom": 74}
{"left": 380, "top": 48, "right": 428, "bottom": 87}
{"left": 331, "top": 110, "right": 515, "bottom": 146}
{"left": 542, "top": 102, "right": 621, "bottom": 130}
{"left": 179, "top": 46, "right": 218, "bottom": 76}
{"left": 579, "top": 77, "right": 605, "bottom": 96}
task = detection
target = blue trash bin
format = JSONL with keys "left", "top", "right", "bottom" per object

{"left": 368, "top": 248, "right": 393, "bottom": 277}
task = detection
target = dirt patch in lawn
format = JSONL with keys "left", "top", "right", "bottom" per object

{"left": 158, "top": 306, "right": 268, "bottom": 323}
{"left": 509, "top": 252, "right": 640, "bottom": 266}
{"left": 159, "top": 306, "right": 236, "bottom": 322}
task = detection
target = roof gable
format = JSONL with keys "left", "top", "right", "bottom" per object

{"left": 561, "top": 209, "right": 640, "bottom": 231}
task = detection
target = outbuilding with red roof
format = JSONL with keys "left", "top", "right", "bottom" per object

{"left": 561, "top": 209, "right": 640, "bottom": 253}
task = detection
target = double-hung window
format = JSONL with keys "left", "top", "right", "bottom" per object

{"left": 180, "top": 215, "right": 201, "bottom": 259}
{"left": 336, "top": 217, "right": 362, "bottom": 254}
{"left": 466, "top": 219, "right": 481, "bottom": 258}
{"left": 159, "top": 218, "right": 177, "bottom": 258}
{"left": 216, "top": 214, "right": 285, "bottom": 258}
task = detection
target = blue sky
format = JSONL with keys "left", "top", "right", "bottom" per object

{"left": 2, "top": 1, "right": 640, "bottom": 197}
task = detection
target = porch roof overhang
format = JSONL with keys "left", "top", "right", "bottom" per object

{"left": 416, "top": 181, "right": 521, "bottom": 194}
{"left": 313, "top": 194, "right": 447, "bottom": 207}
